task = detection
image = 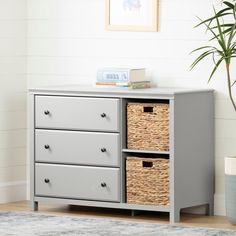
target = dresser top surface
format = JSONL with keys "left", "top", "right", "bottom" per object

{"left": 29, "top": 84, "right": 213, "bottom": 98}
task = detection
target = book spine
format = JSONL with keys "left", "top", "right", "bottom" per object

{"left": 130, "top": 82, "right": 151, "bottom": 89}
{"left": 96, "top": 82, "right": 130, "bottom": 87}
{"left": 96, "top": 82, "right": 117, "bottom": 85}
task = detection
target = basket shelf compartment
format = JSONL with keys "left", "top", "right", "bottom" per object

{"left": 126, "top": 156, "right": 170, "bottom": 206}
{"left": 127, "top": 102, "right": 169, "bottom": 151}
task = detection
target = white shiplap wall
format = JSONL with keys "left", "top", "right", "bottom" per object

{"left": 0, "top": 0, "right": 27, "bottom": 202}
{"left": 27, "top": 0, "right": 236, "bottom": 215}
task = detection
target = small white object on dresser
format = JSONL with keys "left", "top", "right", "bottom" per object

{"left": 29, "top": 85, "right": 214, "bottom": 223}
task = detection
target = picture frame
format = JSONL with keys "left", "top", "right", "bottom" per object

{"left": 105, "top": 0, "right": 159, "bottom": 32}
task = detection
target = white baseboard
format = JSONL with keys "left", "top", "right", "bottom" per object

{"left": 26, "top": 181, "right": 30, "bottom": 201}
{"left": 214, "top": 193, "right": 226, "bottom": 216}
{"left": 0, "top": 181, "right": 27, "bottom": 204}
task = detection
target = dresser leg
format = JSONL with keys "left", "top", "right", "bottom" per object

{"left": 31, "top": 201, "right": 38, "bottom": 211}
{"left": 170, "top": 208, "right": 180, "bottom": 224}
{"left": 131, "top": 210, "right": 141, "bottom": 216}
{"left": 206, "top": 203, "right": 214, "bottom": 216}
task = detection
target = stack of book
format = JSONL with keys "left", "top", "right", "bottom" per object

{"left": 96, "top": 68, "right": 150, "bottom": 89}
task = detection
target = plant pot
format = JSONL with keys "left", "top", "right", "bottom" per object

{"left": 225, "top": 156, "right": 236, "bottom": 224}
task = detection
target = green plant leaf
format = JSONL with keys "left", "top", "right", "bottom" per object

{"left": 200, "top": 15, "right": 228, "bottom": 54}
{"left": 214, "top": 8, "right": 227, "bottom": 52}
{"left": 231, "top": 2, "right": 236, "bottom": 19}
{"left": 208, "top": 57, "right": 224, "bottom": 83}
{"left": 211, "top": 23, "right": 234, "bottom": 29}
{"left": 190, "top": 46, "right": 217, "bottom": 54}
{"left": 231, "top": 79, "right": 236, "bottom": 86}
{"left": 210, "top": 27, "right": 232, "bottom": 41}
{"left": 227, "top": 22, "right": 236, "bottom": 49}
{"left": 195, "top": 12, "right": 231, "bottom": 28}
{"left": 229, "top": 43, "right": 236, "bottom": 49}
{"left": 223, "top": 1, "right": 235, "bottom": 9}
{"left": 212, "top": 52, "right": 217, "bottom": 65}
{"left": 190, "top": 50, "right": 215, "bottom": 70}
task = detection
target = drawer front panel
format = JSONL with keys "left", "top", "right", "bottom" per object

{"left": 35, "top": 96, "right": 119, "bottom": 132}
{"left": 35, "top": 164, "right": 120, "bottom": 202}
{"left": 35, "top": 129, "right": 120, "bottom": 167}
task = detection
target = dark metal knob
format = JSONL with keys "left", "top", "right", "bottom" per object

{"left": 44, "top": 178, "right": 50, "bottom": 183}
{"left": 100, "top": 113, "right": 106, "bottom": 118}
{"left": 101, "top": 148, "right": 106, "bottom": 153}
{"left": 44, "top": 144, "right": 50, "bottom": 149}
{"left": 101, "top": 182, "right": 106, "bottom": 187}
{"left": 44, "top": 110, "right": 50, "bottom": 115}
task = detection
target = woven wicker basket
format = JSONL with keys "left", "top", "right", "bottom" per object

{"left": 126, "top": 157, "right": 169, "bottom": 206}
{"left": 127, "top": 103, "right": 169, "bottom": 151}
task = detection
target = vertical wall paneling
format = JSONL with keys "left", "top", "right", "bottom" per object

{"left": 0, "top": 0, "right": 27, "bottom": 203}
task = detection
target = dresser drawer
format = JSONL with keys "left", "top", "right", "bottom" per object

{"left": 35, "top": 96, "right": 120, "bottom": 132}
{"left": 35, "top": 129, "right": 120, "bottom": 167}
{"left": 35, "top": 164, "right": 120, "bottom": 202}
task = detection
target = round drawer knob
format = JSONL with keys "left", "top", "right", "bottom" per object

{"left": 101, "top": 182, "right": 106, "bottom": 187}
{"left": 44, "top": 178, "right": 50, "bottom": 183}
{"left": 44, "top": 144, "right": 50, "bottom": 149}
{"left": 100, "top": 113, "right": 106, "bottom": 118}
{"left": 44, "top": 110, "right": 50, "bottom": 115}
{"left": 101, "top": 148, "right": 107, "bottom": 153}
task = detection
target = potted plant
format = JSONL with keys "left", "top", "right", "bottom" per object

{"left": 191, "top": 0, "right": 236, "bottom": 224}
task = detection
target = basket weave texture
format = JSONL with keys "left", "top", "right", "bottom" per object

{"left": 127, "top": 103, "right": 169, "bottom": 151}
{"left": 126, "top": 157, "right": 170, "bottom": 206}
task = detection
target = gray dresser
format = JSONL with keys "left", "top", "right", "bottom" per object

{"left": 29, "top": 85, "right": 214, "bottom": 223}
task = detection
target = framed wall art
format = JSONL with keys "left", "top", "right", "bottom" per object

{"left": 105, "top": 0, "right": 159, "bottom": 32}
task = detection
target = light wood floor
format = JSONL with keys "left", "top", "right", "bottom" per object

{"left": 0, "top": 201, "right": 236, "bottom": 230}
